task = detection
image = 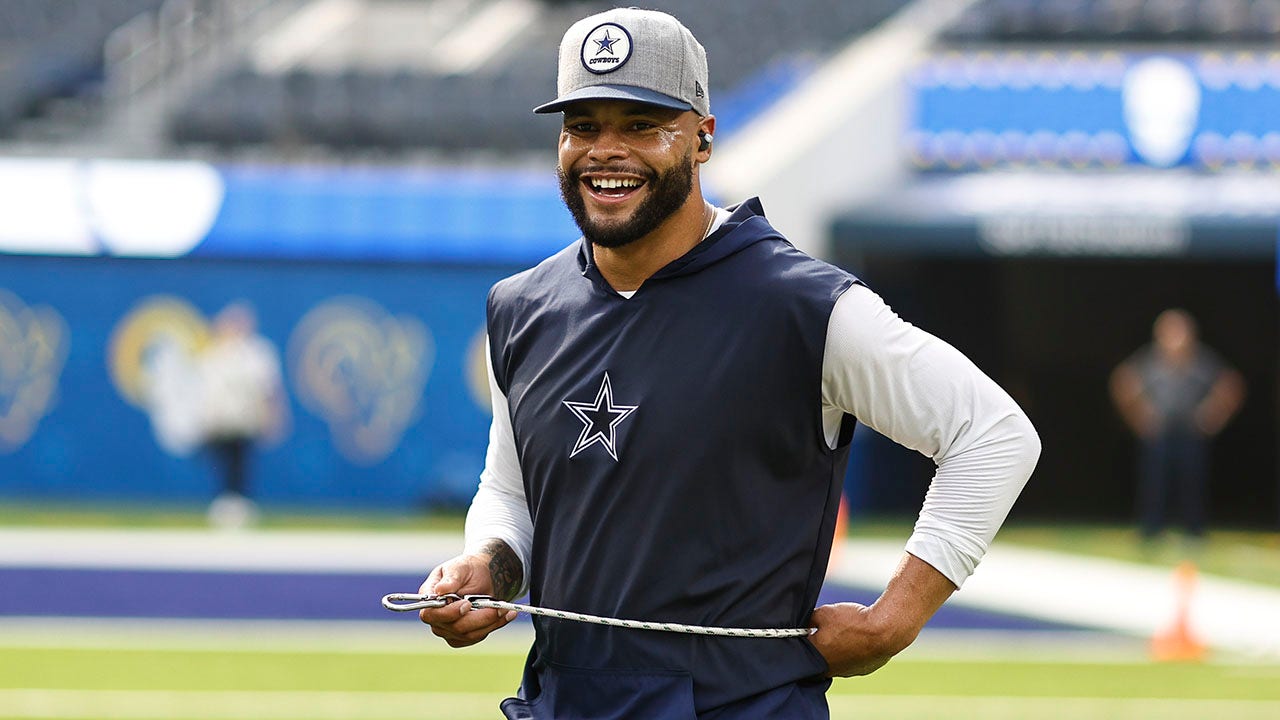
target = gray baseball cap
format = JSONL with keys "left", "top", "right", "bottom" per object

{"left": 534, "top": 8, "right": 710, "bottom": 116}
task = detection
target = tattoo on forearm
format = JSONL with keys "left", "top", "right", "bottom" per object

{"left": 480, "top": 539, "right": 523, "bottom": 601}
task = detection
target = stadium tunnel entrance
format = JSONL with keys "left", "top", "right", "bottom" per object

{"left": 829, "top": 211, "right": 1278, "bottom": 530}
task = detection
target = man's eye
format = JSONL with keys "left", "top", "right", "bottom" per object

{"left": 565, "top": 123, "right": 594, "bottom": 133}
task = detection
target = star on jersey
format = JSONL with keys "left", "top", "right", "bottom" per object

{"left": 563, "top": 372, "right": 637, "bottom": 461}
{"left": 594, "top": 30, "right": 620, "bottom": 55}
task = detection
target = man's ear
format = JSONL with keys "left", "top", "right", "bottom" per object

{"left": 696, "top": 115, "right": 716, "bottom": 161}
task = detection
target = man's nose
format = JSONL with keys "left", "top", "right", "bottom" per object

{"left": 587, "top": 127, "right": 629, "bottom": 163}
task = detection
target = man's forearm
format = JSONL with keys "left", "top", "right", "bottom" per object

{"left": 869, "top": 552, "right": 956, "bottom": 652}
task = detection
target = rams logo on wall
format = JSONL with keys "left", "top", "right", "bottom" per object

{"left": 0, "top": 289, "right": 69, "bottom": 453}
{"left": 107, "top": 296, "right": 210, "bottom": 455}
{"left": 288, "top": 297, "right": 433, "bottom": 465}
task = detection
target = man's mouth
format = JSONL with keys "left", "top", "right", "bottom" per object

{"left": 582, "top": 175, "right": 646, "bottom": 202}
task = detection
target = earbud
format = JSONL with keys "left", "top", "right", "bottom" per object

{"left": 698, "top": 132, "right": 713, "bottom": 152}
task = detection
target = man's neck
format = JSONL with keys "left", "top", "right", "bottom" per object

{"left": 593, "top": 194, "right": 713, "bottom": 293}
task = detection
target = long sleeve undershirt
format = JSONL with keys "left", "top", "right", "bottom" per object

{"left": 465, "top": 264, "right": 1039, "bottom": 594}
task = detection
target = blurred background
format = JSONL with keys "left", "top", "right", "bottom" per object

{"left": 1, "top": 1, "right": 1279, "bottom": 718}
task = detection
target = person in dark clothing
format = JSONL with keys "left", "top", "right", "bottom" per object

{"left": 1111, "top": 309, "right": 1245, "bottom": 540}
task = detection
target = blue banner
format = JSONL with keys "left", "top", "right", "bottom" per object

{"left": 0, "top": 254, "right": 524, "bottom": 509}
{"left": 0, "top": 159, "right": 579, "bottom": 264}
{"left": 908, "top": 50, "right": 1280, "bottom": 170}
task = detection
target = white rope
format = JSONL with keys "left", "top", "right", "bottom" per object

{"left": 382, "top": 593, "right": 815, "bottom": 638}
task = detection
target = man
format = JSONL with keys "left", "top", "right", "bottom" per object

{"left": 418, "top": 8, "right": 1040, "bottom": 718}
{"left": 1110, "top": 309, "right": 1244, "bottom": 541}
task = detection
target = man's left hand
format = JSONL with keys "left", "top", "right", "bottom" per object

{"left": 808, "top": 553, "right": 956, "bottom": 678}
{"left": 808, "top": 601, "right": 901, "bottom": 677}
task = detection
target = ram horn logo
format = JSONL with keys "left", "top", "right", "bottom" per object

{"left": 288, "top": 297, "right": 433, "bottom": 465}
{"left": 107, "top": 296, "right": 210, "bottom": 455}
{"left": 0, "top": 290, "right": 69, "bottom": 453}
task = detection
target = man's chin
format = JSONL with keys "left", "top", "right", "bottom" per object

{"left": 579, "top": 205, "right": 640, "bottom": 239}
{"left": 582, "top": 222, "right": 644, "bottom": 249}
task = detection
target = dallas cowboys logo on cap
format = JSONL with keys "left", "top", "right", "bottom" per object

{"left": 535, "top": 8, "right": 711, "bottom": 117}
{"left": 581, "top": 22, "right": 632, "bottom": 74}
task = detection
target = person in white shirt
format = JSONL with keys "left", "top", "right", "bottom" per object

{"left": 199, "top": 302, "right": 285, "bottom": 528}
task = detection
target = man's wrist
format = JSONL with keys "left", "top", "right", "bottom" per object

{"left": 474, "top": 538, "right": 523, "bottom": 601}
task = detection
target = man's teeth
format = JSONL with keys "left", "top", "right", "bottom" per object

{"left": 590, "top": 178, "right": 641, "bottom": 189}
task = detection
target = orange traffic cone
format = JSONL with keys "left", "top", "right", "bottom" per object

{"left": 826, "top": 494, "right": 849, "bottom": 577}
{"left": 1150, "top": 560, "right": 1207, "bottom": 662}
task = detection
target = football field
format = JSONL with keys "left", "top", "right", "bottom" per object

{"left": 3, "top": 622, "right": 1279, "bottom": 720}
{"left": 3, "top": 516, "right": 1279, "bottom": 719}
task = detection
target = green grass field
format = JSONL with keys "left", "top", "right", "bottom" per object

{"left": 4, "top": 503, "right": 1279, "bottom": 719}
{"left": 4, "top": 635, "right": 1280, "bottom": 720}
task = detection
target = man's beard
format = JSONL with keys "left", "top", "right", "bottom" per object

{"left": 558, "top": 151, "right": 694, "bottom": 249}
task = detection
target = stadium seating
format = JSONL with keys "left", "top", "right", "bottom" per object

{"left": 0, "top": 0, "right": 163, "bottom": 133}
{"left": 945, "top": 0, "right": 1280, "bottom": 43}
{"left": 166, "top": 0, "right": 911, "bottom": 153}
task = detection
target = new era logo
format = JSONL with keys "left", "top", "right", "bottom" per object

{"left": 695, "top": 81, "right": 704, "bottom": 98}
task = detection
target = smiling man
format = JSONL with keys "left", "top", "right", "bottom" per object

{"left": 416, "top": 8, "right": 1041, "bottom": 719}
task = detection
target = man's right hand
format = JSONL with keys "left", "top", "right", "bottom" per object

{"left": 418, "top": 551, "right": 520, "bottom": 647}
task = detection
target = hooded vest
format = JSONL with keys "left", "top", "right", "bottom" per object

{"left": 488, "top": 199, "right": 857, "bottom": 718}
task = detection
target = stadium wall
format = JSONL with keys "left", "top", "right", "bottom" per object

{"left": 0, "top": 253, "right": 517, "bottom": 510}
{"left": 0, "top": 160, "right": 580, "bottom": 510}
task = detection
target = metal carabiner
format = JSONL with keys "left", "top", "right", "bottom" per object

{"left": 381, "top": 593, "right": 500, "bottom": 613}
{"left": 381, "top": 592, "right": 462, "bottom": 612}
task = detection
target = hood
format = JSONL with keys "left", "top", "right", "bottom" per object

{"left": 577, "top": 197, "right": 782, "bottom": 283}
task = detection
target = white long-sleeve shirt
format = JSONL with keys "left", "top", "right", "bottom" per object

{"left": 464, "top": 279, "right": 1039, "bottom": 592}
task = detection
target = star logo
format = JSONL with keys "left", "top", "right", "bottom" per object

{"left": 563, "top": 372, "right": 637, "bottom": 461}
{"left": 594, "top": 29, "right": 619, "bottom": 55}
{"left": 580, "top": 23, "right": 632, "bottom": 75}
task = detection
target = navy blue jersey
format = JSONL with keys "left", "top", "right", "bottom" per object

{"left": 487, "top": 199, "right": 857, "bottom": 718}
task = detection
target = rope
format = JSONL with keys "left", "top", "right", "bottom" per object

{"left": 382, "top": 593, "right": 815, "bottom": 638}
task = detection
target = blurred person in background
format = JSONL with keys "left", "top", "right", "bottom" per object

{"left": 1110, "top": 308, "right": 1245, "bottom": 544}
{"left": 415, "top": 8, "right": 1039, "bottom": 718}
{"left": 201, "top": 302, "right": 287, "bottom": 528}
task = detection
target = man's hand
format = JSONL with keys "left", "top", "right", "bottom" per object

{"left": 809, "top": 553, "right": 955, "bottom": 678}
{"left": 418, "top": 539, "right": 522, "bottom": 648}
{"left": 808, "top": 601, "right": 899, "bottom": 677}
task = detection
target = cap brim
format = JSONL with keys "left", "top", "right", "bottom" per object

{"left": 533, "top": 84, "right": 692, "bottom": 114}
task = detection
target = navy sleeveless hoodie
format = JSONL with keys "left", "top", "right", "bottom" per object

{"left": 487, "top": 199, "right": 857, "bottom": 718}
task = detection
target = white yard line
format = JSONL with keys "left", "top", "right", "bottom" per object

{"left": 0, "top": 528, "right": 460, "bottom": 573}
{"left": 830, "top": 539, "right": 1280, "bottom": 659}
